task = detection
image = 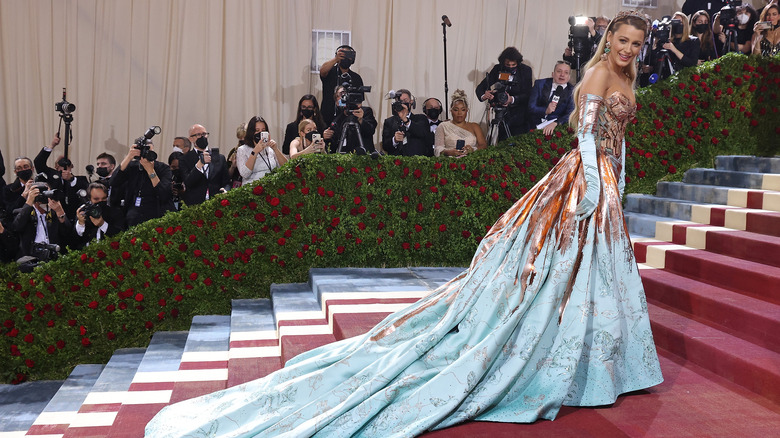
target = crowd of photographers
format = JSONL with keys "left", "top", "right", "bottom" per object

{"left": 2, "top": 1, "right": 777, "bottom": 267}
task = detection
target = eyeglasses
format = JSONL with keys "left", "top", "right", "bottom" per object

{"left": 190, "top": 132, "right": 209, "bottom": 138}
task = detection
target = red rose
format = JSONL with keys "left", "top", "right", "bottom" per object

{"left": 277, "top": 238, "right": 286, "bottom": 246}
{"left": 337, "top": 246, "right": 345, "bottom": 254}
{"left": 24, "top": 333, "right": 34, "bottom": 343}
{"left": 214, "top": 209, "right": 224, "bottom": 218}
{"left": 107, "top": 332, "right": 116, "bottom": 340}
{"left": 252, "top": 185, "right": 264, "bottom": 195}
{"left": 439, "top": 224, "right": 447, "bottom": 232}
{"left": 462, "top": 230, "right": 472, "bottom": 238}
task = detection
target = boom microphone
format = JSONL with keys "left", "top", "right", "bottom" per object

{"left": 442, "top": 15, "right": 452, "bottom": 27}
{"left": 385, "top": 89, "right": 398, "bottom": 99}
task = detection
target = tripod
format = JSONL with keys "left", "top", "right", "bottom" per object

{"left": 486, "top": 107, "right": 512, "bottom": 146}
{"left": 722, "top": 26, "right": 739, "bottom": 54}
{"left": 59, "top": 113, "right": 73, "bottom": 159}
{"left": 649, "top": 48, "right": 675, "bottom": 84}
{"left": 335, "top": 113, "right": 369, "bottom": 155}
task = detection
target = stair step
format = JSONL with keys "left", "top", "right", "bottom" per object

{"left": 107, "top": 332, "right": 188, "bottom": 438}
{"left": 648, "top": 302, "right": 780, "bottom": 405}
{"left": 227, "top": 299, "right": 281, "bottom": 387}
{"left": 716, "top": 155, "right": 780, "bottom": 173}
{"left": 656, "top": 181, "right": 730, "bottom": 205}
{"left": 26, "top": 365, "right": 104, "bottom": 437}
{"left": 624, "top": 211, "right": 679, "bottom": 238}
{"left": 683, "top": 168, "right": 768, "bottom": 189}
{"left": 624, "top": 194, "right": 700, "bottom": 221}
{"left": 689, "top": 204, "right": 780, "bottom": 237}
{"left": 0, "top": 381, "right": 63, "bottom": 435}
{"left": 642, "top": 267, "right": 780, "bottom": 353}
{"left": 633, "top": 240, "right": 780, "bottom": 304}
{"left": 169, "top": 316, "right": 230, "bottom": 404}
{"left": 653, "top": 221, "right": 780, "bottom": 268}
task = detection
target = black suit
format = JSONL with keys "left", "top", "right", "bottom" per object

{"left": 179, "top": 148, "right": 230, "bottom": 206}
{"left": 10, "top": 204, "right": 73, "bottom": 258}
{"left": 33, "top": 148, "right": 90, "bottom": 221}
{"left": 381, "top": 113, "right": 433, "bottom": 157}
{"left": 476, "top": 63, "right": 533, "bottom": 139}
{"left": 328, "top": 107, "right": 377, "bottom": 154}
{"left": 2, "top": 179, "right": 27, "bottom": 214}
{"left": 74, "top": 204, "right": 124, "bottom": 249}
{"left": 110, "top": 160, "right": 174, "bottom": 227}
{"left": 527, "top": 79, "right": 575, "bottom": 127}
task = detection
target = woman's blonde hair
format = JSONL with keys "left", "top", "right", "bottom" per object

{"left": 297, "top": 118, "right": 315, "bottom": 134}
{"left": 569, "top": 13, "right": 649, "bottom": 128}
{"left": 450, "top": 89, "right": 468, "bottom": 110}
{"left": 673, "top": 12, "right": 691, "bottom": 43}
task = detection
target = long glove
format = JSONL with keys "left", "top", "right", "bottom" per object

{"left": 618, "top": 138, "right": 626, "bottom": 199}
{"left": 575, "top": 94, "right": 602, "bottom": 221}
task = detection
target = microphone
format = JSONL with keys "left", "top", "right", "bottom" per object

{"left": 85, "top": 164, "right": 94, "bottom": 176}
{"left": 552, "top": 86, "right": 563, "bottom": 104}
{"left": 385, "top": 89, "right": 398, "bottom": 99}
{"left": 652, "top": 19, "right": 659, "bottom": 30}
{"left": 442, "top": 15, "right": 452, "bottom": 27}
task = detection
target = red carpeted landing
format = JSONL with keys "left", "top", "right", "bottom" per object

{"left": 421, "top": 348, "right": 780, "bottom": 437}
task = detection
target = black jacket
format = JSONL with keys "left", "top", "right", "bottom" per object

{"left": 381, "top": 113, "right": 433, "bottom": 157}
{"left": 650, "top": 37, "right": 701, "bottom": 73}
{"left": 328, "top": 106, "right": 377, "bottom": 154}
{"left": 179, "top": 148, "right": 230, "bottom": 206}
{"left": 10, "top": 203, "right": 73, "bottom": 258}
{"left": 33, "top": 148, "right": 90, "bottom": 221}
{"left": 109, "top": 160, "right": 174, "bottom": 227}
{"left": 476, "top": 63, "right": 533, "bottom": 136}
{"left": 74, "top": 204, "right": 125, "bottom": 249}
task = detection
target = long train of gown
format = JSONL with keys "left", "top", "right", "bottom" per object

{"left": 145, "top": 91, "right": 663, "bottom": 437}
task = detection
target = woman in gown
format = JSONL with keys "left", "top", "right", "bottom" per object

{"left": 146, "top": 11, "right": 662, "bottom": 437}
{"left": 433, "top": 89, "right": 487, "bottom": 157}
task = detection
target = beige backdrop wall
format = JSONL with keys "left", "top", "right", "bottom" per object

{"left": 1, "top": 0, "right": 753, "bottom": 174}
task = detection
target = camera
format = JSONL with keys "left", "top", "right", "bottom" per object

{"left": 31, "top": 173, "right": 61, "bottom": 203}
{"left": 81, "top": 202, "right": 103, "bottom": 219}
{"left": 338, "top": 79, "right": 372, "bottom": 112}
{"left": 653, "top": 16, "right": 683, "bottom": 45}
{"left": 55, "top": 88, "right": 76, "bottom": 115}
{"left": 719, "top": 0, "right": 743, "bottom": 29}
{"left": 487, "top": 71, "right": 519, "bottom": 108}
{"left": 31, "top": 242, "right": 60, "bottom": 263}
{"left": 134, "top": 126, "right": 161, "bottom": 161}
{"left": 568, "top": 16, "right": 593, "bottom": 62}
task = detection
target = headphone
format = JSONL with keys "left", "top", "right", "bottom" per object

{"left": 336, "top": 45, "right": 355, "bottom": 54}
{"left": 422, "top": 97, "right": 442, "bottom": 110}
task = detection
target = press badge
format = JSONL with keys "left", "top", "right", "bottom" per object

{"left": 135, "top": 197, "right": 142, "bottom": 207}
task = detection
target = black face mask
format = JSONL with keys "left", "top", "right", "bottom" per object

{"left": 424, "top": 107, "right": 442, "bottom": 120}
{"left": 339, "top": 59, "right": 354, "bottom": 69}
{"left": 693, "top": 23, "right": 709, "bottom": 34}
{"left": 304, "top": 130, "right": 320, "bottom": 142}
{"left": 301, "top": 108, "right": 315, "bottom": 118}
{"left": 195, "top": 136, "right": 209, "bottom": 150}
{"left": 96, "top": 167, "right": 110, "bottom": 178}
{"left": 96, "top": 201, "right": 109, "bottom": 211}
{"left": 503, "top": 66, "right": 517, "bottom": 75}
{"left": 17, "top": 169, "right": 33, "bottom": 181}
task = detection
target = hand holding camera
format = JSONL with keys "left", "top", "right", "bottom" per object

{"left": 253, "top": 131, "right": 271, "bottom": 152}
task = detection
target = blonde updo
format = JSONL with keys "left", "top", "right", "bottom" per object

{"left": 450, "top": 89, "right": 468, "bottom": 110}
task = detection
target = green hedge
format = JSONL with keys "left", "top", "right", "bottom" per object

{"left": 1, "top": 53, "right": 778, "bottom": 383}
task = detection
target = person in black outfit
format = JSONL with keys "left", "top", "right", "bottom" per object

{"left": 714, "top": 3, "right": 757, "bottom": 54}
{"left": 179, "top": 124, "right": 230, "bottom": 206}
{"left": 282, "top": 95, "right": 326, "bottom": 155}
{"left": 10, "top": 182, "right": 73, "bottom": 258}
{"left": 646, "top": 13, "right": 700, "bottom": 80}
{"left": 476, "top": 46, "right": 533, "bottom": 141}
{"left": 420, "top": 98, "right": 443, "bottom": 153}
{"left": 682, "top": 0, "right": 727, "bottom": 20}
{"left": 381, "top": 89, "right": 432, "bottom": 157}
{"left": 33, "top": 135, "right": 89, "bottom": 222}
{"left": 527, "top": 61, "right": 575, "bottom": 136}
{"left": 2, "top": 157, "right": 36, "bottom": 214}
{"left": 326, "top": 86, "right": 377, "bottom": 154}
{"left": 319, "top": 45, "right": 364, "bottom": 127}
{"left": 691, "top": 10, "right": 719, "bottom": 63}
{"left": 74, "top": 182, "right": 124, "bottom": 248}
{"left": 0, "top": 218, "right": 19, "bottom": 263}
{"left": 0, "top": 147, "right": 6, "bottom": 185}
{"left": 110, "top": 142, "right": 174, "bottom": 228}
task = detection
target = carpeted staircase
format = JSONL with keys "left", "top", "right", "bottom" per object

{"left": 2, "top": 156, "right": 780, "bottom": 437}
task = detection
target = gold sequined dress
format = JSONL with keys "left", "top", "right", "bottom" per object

{"left": 145, "top": 91, "right": 663, "bottom": 438}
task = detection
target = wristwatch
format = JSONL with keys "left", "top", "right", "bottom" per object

{"left": 250, "top": 151, "right": 256, "bottom": 156}
{"left": 149, "top": 172, "right": 157, "bottom": 179}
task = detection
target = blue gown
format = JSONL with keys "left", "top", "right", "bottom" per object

{"left": 145, "top": 91, "right": 663, "bottom": 437}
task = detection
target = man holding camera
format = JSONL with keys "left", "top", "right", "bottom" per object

{"left": 34, "top": 134, "right": 89, "bottom": 221}
{"left": 2, "top": 157, "right": 37, "bottom": 213}
{"left": 643, "top": 14, "right": 700, "bottom": 85}
{"left": 320, "top": 45, "right": 364, "bottom": 126}
{"left": 326, "top": 86, "right": 377, "bottom": 154}
{"left": 110, "top": 141, "right": 174, "bottom": 227}
{"left": 381, "top": 90, "right": 432, "bottom": 157}
{"left": 74, "top": 182, "right": 124, "bottom": 248}
{"left": 10, "top": 178, "right": 71, "bottom": 259}
{"left": 528, "top": 61, "right": 575, "bottom": 136}
{"left": 179, "top": 124, "right": 230, "bottom": 206}
{"left": 476, "top": 46, "right": 533, "bottom": 141}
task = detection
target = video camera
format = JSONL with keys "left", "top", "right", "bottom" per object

{"left": 54, "top": 88, "right": 76, "bottom": 116}
{"left": 487, "top": 71, "right": 520, "bottom": 108}
{"left": 338, "top": 79, "right": 372, "bottom": 112}
{"left": 719, "top": 0, "right": 743, "bottom": 30}
{"left": 134, "top": 126, "right": 161, "bottom": 161}
{"left": 77, "top": 190, "right": 103, "bottom": 219}
{"left": 568, "top": 15, "right": 593, "bottom": 58}
{"left": 31, "top": 173, "right": 61, "bottom": 204}
{"left": 30, "top": 242, "right": 60, "bottom": 263}
{"left": 652, "top": 16, "right": 683, "bottom": 45}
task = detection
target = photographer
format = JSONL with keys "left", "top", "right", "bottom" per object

{"left": 476, "top": 47, "right": 532, "bottom": 141}
{"left": 237, "top": 116, "right": 288, "bottom": 185}
{"left": 683, "top": 0, "right": 727, "bottom": 20}
{"left": 10, "top": 179, "right": 72, "bottom": 259}
{"left": 110, "top": 141, "right": 174, "bottom": 227}
{"left": 528, "top": 61, "right": 575, "bottom": 136}
{"left": 564, "top": 16, "right": 610, "bottom": 74}
{"left": 289, "top": 119, "right": 327, "bottom": 158}
{"left": 179, "top": 124, "right": 231, "bottom": 206}
{"left": 691, "top": 10, "right": 719, "bottom": 63}
{"left": 74, "top": 182, "right": 124, "bottom": 248}
{"left": 320, "top": 45, "right": 364, "bottom": 126}
{"left": 752, "top": 3, "right": 780, "bottom": 56}
{"left": 714, "top": 3, "right": 758, "bottom": 54}
{"left": 168, "top": 151, "right": 184, "bottom": 210}
{"left": 381, "top": 89, "right": 432, "bottom": 157}
{"left": 645, "top": 13, "right": 700, "bottom": 82}
{"left": 282, "top": 95, "right": 326, "bottom": 155}
{"left": 0, "top": 217, "right": 19, "bottom": 263}
{"left": 2, "top": 157, "right": 36, "bottom": 213}
{"left": 326, "top": 85, "right": 377, "bottom": 154}
{"left": 34, "top": 134, "right": 88, "bottom": 221}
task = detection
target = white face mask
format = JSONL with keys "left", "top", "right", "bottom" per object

{"left": 738, "top": 14, "right": 750, "bottom": 25}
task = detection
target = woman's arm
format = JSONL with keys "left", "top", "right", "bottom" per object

{"left": 471, "top": 123, "right": 487, "bottom": 150}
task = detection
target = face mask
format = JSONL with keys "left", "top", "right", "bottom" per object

{"left": 503, "top": 66, "right": 517, "bottom": 74}
{"left": 339, "top": 59, "right": 353, "bottom": 69}
{"left": 195, "top": 136, "right": 209, "bottom": 150}
{"left": 304, "top": 131, "right": 320, "bottom": 142}
{"left": 17, "top": 169, "right": 33, "bottom": 181}
{"left": 171, "top": 169, "right": 183, "bottom": 181}
{"left": 694, "top": 23, "right": 709, "bottom": 33}
{"left": 424, "top": 107, "right": 442, "bottom": 120}
{"left": 738, "top": 14, "right": 749, "bottom": 25}
{"left": 301, "top": 108, "right": 314, "bottom": 118}
{"left": 96, "top": 167, "right": 110, "bottom": 178}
